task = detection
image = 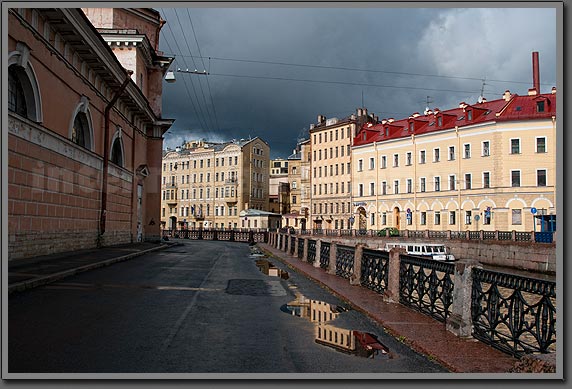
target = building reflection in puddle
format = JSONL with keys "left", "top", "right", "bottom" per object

{"left": 255, "top": 259, "right": 290, "bottom": 280}
{"left": 283, "top": 296, "right": 390, "bottom": 359}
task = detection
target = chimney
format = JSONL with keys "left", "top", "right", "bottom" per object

{"left": 532, "top": 51, "right": 540, "bottom": 93}
{"left": 503, "top": 90, "right": 512, "bottom": 101}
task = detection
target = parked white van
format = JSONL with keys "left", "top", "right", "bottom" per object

{"left": 384, "top": 242, "right": 456, "bottom": 262}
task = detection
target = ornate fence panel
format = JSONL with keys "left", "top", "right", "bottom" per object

{"left": 498, "top": 231, "right": 512, "bottom": 241}
{"left": 471, "top": 268, "right": 556, "bottom": 357}
{"left": 360, "top": 248, "right": 389, "bottom": 294}
{"left": 469, "top": 231, "right": 481, "bottom": 240}
{"left": 217, "top": 231, "right": 232, "bottom": 241}
{"left": 340, "top": 229, "right": 353, "bottom": 237}
{"left": 297, "top": 238, "right": 304, "bottom": 259}
{"left": 188, "top": 230, "right": 200, "bottom": 239}
{"left": 450, "top": 231, "right": 464, "bottom": 240}
{"left": 307, "top": 239, "right": 317, "bottom": 264}
{"left": 335, "top": 245, "right": 355, "bottom": 279}
{"left": 515, "top": 232, "right": 532, "bottom": 242}
{"left": 234, "top": 231, "right": 249, "bottom": 242}
{"left": 319, "top": 242, "right": 331, "bottom": 269}
{"left": 399, "top": 255, "right": 455, "bottom": 322}
{"left": 483, "top": 231, "right": 496, "bottom": 240}
{"left": 409, "top": 231, "right": 425, "bottom": 238}
{"left": 535, "top": 232, "right": 554, "bottom": 243}
{"left": 290, "top": 236, "right": 296, "bottom": 255}
{"left": 253, "top": 232, "right": 267, "bottom": 243}
{"left": 428, "top": 231, "right": 447, "bottom": 239}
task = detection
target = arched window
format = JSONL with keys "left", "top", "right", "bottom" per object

{"left": 69, "top": 96, "right": 94, "bottom": 151}
{"left": 72, "top": 112, "right": 90, "bottom": 148}
{"left": 8, "top": 42, "right": 42, "bottom": 122}
{"left": 110, "top": 128, "right": 125, "bottom": 167}
{"left": 8, "top": 66, "right": 27, "bottom": 116}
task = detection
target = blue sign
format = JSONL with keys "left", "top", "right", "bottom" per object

{"left": 531, "top": 207, "right": 537, "bottom": 214}
{"left": 406, "top": 208, "right": 412, "bottom": 214}
{"left": 406, "top": 213, "right": 412, "bottom": 220}
{"left": 474, "top": 215, "right": 480, "bottom": 221}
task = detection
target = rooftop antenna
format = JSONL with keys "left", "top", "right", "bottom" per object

{"left": 424, "top": 95, "right": 433, "bottom": 114}
{"left": 478, "top": 77, "right": 487, "bottom": 102}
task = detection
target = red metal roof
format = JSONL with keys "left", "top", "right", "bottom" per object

{"left": 353, "top": 92, "right": 556, "bottom": 147}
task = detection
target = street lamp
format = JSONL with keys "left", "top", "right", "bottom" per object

{"left": 165, "top": 71, "right": 176, "bottom": 83}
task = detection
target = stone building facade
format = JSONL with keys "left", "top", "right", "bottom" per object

{"left": 351, "top": 59, "right": 556, "bottom": 233}
{"left": 7, "top": 8, "right": 173, "bottom": 260}
{"left": 160, "top": 138, "right": 270, "bottom": 230}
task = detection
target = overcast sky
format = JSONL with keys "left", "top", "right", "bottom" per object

{"left": 157, "top": 6, "right": 557, "bottom": 159}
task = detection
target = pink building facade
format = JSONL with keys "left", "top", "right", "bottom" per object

{"left": 7, "top": 8, "right": 174, "bottom": 260}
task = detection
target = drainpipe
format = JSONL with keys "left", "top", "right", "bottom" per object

{"left": 100, "top": 70, "right": 133, "bottom": 238}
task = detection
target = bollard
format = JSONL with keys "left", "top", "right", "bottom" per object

{"left": 446, "top": 259, "right": 482, "bottom": 338}
{"left": 327, "top": 241, "right": 337, "bottom": 275}
{"left": 384, "top": 247, "right": 405, "bottom": 303}
{"left": 314, "top": 239, "right": 322, "bottom": 268}
{"left": 349, "top": 244, "right": 364, "bottom": 285}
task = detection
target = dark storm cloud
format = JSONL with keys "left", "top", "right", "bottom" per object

{"left": 158, "top": 6, "right": 557, "bottom": 158}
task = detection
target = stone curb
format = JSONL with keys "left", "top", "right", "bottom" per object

{"left": 8, "top": 243, "right": 175, "bottom": 295}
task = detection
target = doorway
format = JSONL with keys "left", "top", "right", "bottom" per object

{"left": 393, "top": 207, "right": 400, "bottom": 230}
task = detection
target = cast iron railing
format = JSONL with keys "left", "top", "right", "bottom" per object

{"left": 360, "top": 248, "right": 389, "bottom": 294}
{"left": 335, "top": 245, "right": 355, "bottom": 279}
{"left": 307, "top": 239, "right": 317, "bottom": 264}
{"left": 399, "top": 255, "right": 455, "bottom": 322}
{"left": 471, "top": 268, "right": 556, "bottom": 357}
{"left": 290, "top": 236, "right": 296, "bottom": 255}
{"left": 297, "top": 238, "right": 304, "bottom": 259}
{"left": 319, "top": 242, "right": 331, "bottom": 269}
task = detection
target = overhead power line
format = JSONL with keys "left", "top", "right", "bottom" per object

{"left": 176, "top": 54, "right": 555, "bottom": 87}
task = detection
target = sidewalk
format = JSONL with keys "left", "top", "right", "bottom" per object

{"left": 8, "top": 241, "right": 174, "bottom": 294}
{"left": 258, "top": 242, "right": 519, "bottom": 374}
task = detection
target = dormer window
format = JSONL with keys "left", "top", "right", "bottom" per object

{"left": 409, "top": 122, "right": 414, "bottom": 132}
{"left": 537, "top": 101, "right": 545, "bottom": 112}
{"left": 437, "top": 116, "right": 442, "bottom": 126}
{"left": 467, "top": 110, "right": 472, "bottom": 120}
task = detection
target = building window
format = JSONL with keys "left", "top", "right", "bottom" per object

{"left": 449, "top": 211, "right": 456, "bottom": 225}
{"left": 467, "top": 110, "right": 473, "bottom": 121}
{"left": 448, "top": 146, "right": 455, "bottom": 161}
{"left": 369, "top": 157, "right": 375, "bottom": 170}
{"left": 511, "top": 170, "right": 521, "bottom": 187}
{"left": 382, "top": 212, "right": 387, "bottom": 225}
{"left": 381, "top": 155, "right": 387, "bottom": 169}
{"left": 420, "top": 212, "right": 427, "bottom": 225}
{"left": 370, "top": 213, "right": 375, "bottom": 226}
{"left": 110, "top": 136, "right": 124, "bottom": 167}
{"left": 358, "top": 184, "right": 364, "bottom": 197}
{"left": 393, "top": 154, "right": 399, "bottom": 167}
{"left": 382, "top": 181, "right": 387, "bottom": 195}
{"left": 511, "top": 139, "right": 520, "bottom": 154}
{"left": 537, "top": 101, "right": 545, "bottom": 112}
{"left": 512, "top": 209, "right": 522, "bottom": 225}
{"left": 483, "top": 172, "right": 490, "bottom": 188}
{"left": 434, "top": 176, "right": 441, "bottom": 192}
{"left": 434, "top": 211, "right": 441, "bottom": 225}
{"left": 482, "top": 141, "right": 490, "bottom": 157}
{"left": 449, "top": 175, "right": 456, "bottom": 191}
{"left": 465, "top": 210, "right": 472, "bottom": 225}
{"left": 465, "top": 173, "right": 472, "bottom": 189}
{"left": 537, "top": 169, "right": 547, "bottom": 186}
{"left": 406, "top": 179, "right": 412, "bottom": 194}
{"left": 419, "top": 150, "right": 426, "bottom": 164}
{"left": 464, "top": 144, "right": 471, "bottom": 159}
{"left": 394, "top": 180, "right": 399, "bottom": 194}
{"left": 433, "top": 148, "right": 440, "bottom": 162}
{"left": 406, "top": 152, "right": 412, "bottom": 166}
{"left": 370, "top": 182, "right": 375, "bottom": 196}
{"left": 8, "top": 65, "right": 28, "bottom": 116}
{"left": 358, "top": 159, "right": 363, "bottom": 171}
{"left": 420, "top": 177, "right": 426, "bottom": 192}
{"left": 292, "top": 195, "right": 297, "bottom": 204}
{"left": 536, "top": 137, "right": 546, "bottom": 153}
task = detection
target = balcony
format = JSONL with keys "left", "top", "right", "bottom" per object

{"left": 163, "top": 183, "right": 178, "bottom": 189}
{"left": 166, "top": 198, "right": 178, "bottom": 206}
{"left": 193, "top": 213, "right": 205, "bottom": 220}
{"left": 225, "top": 178, "right": 239, "bottom": 185}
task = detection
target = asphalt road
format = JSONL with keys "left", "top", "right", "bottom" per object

{"left": 8, "top": 240, "right": 446, "bottom": 375}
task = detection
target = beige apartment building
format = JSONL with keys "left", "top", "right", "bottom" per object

{"left": 269, "top": 158, "right": 290, "bottom": 214}
{"left": 161, "top": 137, "right": 270, "bottom": 230}
{"left": 309, "top": 110, "right": 373, "bottom": 230}
{"left": 351, "top": 87, "right": 556, "bottom": 233}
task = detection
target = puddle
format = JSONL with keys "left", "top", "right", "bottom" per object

{"left": 256, "top": 259, "right": 289, "bottom": 280}
{"left": 282, "top": 295, "right": 390, "bottom": 360}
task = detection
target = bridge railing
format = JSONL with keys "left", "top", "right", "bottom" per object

{"left": 271, "top": 231, "right": 556, "bottom": 359}
{"left": 277, "top": 228, "right": 554, "bottom": 244}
